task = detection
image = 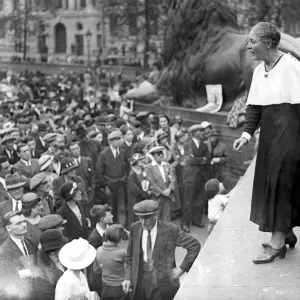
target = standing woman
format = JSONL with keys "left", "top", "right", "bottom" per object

{"left": 234, "top": 22, "right": 300, "bottom": 264}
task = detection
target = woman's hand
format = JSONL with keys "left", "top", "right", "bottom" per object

{"left": 233, "top": 137, "right": 248, "bottom": 152}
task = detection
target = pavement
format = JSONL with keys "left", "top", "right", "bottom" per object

{"left": 174, "top": 157, "right": 300, "bottom": 300}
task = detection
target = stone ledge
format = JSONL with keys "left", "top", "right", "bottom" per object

{"left": 174, "top": 157, "right": 300, "bottom": 300}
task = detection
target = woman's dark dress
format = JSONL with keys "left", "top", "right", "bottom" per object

{"left": 244, "top": 103, "right": 300, "bottom": 232}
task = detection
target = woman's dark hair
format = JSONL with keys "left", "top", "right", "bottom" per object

{"left": 205, "top": 178, "right": 220, "bottom": 200}
{"left": 159, "top": 115, "right": 170, "bottom": 124}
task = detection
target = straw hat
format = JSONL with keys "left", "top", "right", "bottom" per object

{"left": 5, "top": 173, "right": 26, "bottom": 190}
{"left": 59, "top": 238, "right": 96, "bottom": 270}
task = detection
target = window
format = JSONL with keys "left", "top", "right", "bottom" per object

{"left": 57, "top": 0, "right": 62, "bottom": 9}
{"left": 110, "top": 14, "right": 118, "bottom": 36}
{"left": 80, "top": 0, "right": 86, "bottom": 9}
{"left": 13, "top": 0, "right": 20, "bottom": 10}
{"left": 77, "top": 22, "right": 83, "bottom": 30}
{"left": 128, "top": 0, "right": 137, "bottom": 36}
{"left": 0, "top": 0, "right": 3, "bottom": 11}
{"left": 97, "top": 34, "right": 102, "bottom": 48}
{"left": 97, "top": 23, "right": 101, "bottom": 31}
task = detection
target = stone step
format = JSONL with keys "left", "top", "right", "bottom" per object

{"left": 174, "top": 157, "right": 300, "bottom": 300}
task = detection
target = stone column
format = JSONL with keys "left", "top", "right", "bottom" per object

{"left": 76, "top": 0, "right": 81, "bottom": 10}
{"left": 62, "top": 0, "right": 67, "bottom": 10}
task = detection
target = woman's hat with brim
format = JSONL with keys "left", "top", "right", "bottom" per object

{"left": 60, "top": 181, "right": 79, "bottom": 201}
{"left": 60, "top": 157, "right": 79, "bottom": 175}
{"left": 5, "top": 173, "right": 26, "bottom": 190}
{"left": 40, "top": 229, "right": 68, "bottom": 252}
{"left": 59, "top": 238, "right": 96, "bottom": 270}
{"left": 39, "top": 155, "right": 54, "bottom": 171}
{"left": 148, "top": 146, "right": 165, "bottom": 155}
{"left": 131, "top": 153, "right": 145, "bottom": 165}
{"left": 0, "top": 135, "right": 15, "bottom": 144}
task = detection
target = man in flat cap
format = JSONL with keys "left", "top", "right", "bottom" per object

{"left": 181, "top": 124, "right": 211, "bottom": 233}
{"left": 96, "top": 130, "right": 130, "bottom": 226}
{"left": 123, "top": 199, "right": 200, "bottom": 300}
{"left": 0, "top": 135, "right": 19, "bottom": 164}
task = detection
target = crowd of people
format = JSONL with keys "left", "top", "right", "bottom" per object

{"left": 0, "top": 67, "right": 230, "bottom": 300}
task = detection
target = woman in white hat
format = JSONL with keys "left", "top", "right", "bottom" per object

{"left": 55, "top": 238, "right": 99, "bottom": 300}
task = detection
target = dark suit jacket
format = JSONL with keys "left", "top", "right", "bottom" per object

{"left": 125, "top": 221, "right": 201, "bottom": 300}
{"left": 0, "top": 180, "right": 10, "bottom": 204}
{"left": 57, "top": 202, "right": 89, "bottom": 241}
{"left": 0, "top": 236, "right": 38, "bottom": 300}
{"left": 183, "top": 139, "right": 211, "bottom": 184}
{"left": 35, "top": 136, "right": 47, "bottom": 159}
{"left": 0, "top": 148, "right": 19, "bottom": 165}
{"left": 146, "top": 162, "right": 175, "bottom": 199}
{"left": 96, "top": 147, "right": 130, "bottom": 190}
{"left": 0, "top": 199, "right": 13, "bottom": 245}
{"left": 52, "top": 175, "right": 88, "bottom": 209}
{"left": 73, "top": 156, "right": 96, "bottom": 203}
{"left": 12, "top": 159, "right": 40, "bottom": 191}
{"left": 120, "top": 141, "right": 133, "bottom": 159}
{"left": 88, "top": 228, "right": 106, "bottom": 250}
{"left": 78, "top": 139, "right": 102, "bottom": 164}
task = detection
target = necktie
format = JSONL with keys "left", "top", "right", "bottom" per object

{"left": 15, "top": 201, "right": 20, "bottom": 212}
{"left": 21, "top": 239, "right": 30, "bottom": 263}
{"left": 115, "top": 149, "right": 119, "bottom": 158}
{"left": 147, "top": 229, "right": 153, "bottom": 270}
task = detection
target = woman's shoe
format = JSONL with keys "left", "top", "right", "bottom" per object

{"left": 262, "top": 234, "right": 297, "bottom": 249}
{"left": 253, "top": 245, "right": 287, "bottom": 264}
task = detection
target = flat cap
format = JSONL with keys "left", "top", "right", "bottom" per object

{"left": 30, "top": 173, "right": 47, "bottom": 190}
{"left": 39, "top": 214, "right": 67, "bottom": 231}
{"left": 43, "top": 133, "right": 57, "bottom": 143}
{"left": 188, "top": 124, "right": 203, "bottom": 133}
{"left": 148, "top": 146, "right": 165, "bottom": 155}
{"left": 108, "top": 130, "right": 122, "bottom": 141}
{"left": 0, "top": 135, "right": 15, "bottom": 144}
{"left": 133, "top": 199, "right": 158, "bottom": 216}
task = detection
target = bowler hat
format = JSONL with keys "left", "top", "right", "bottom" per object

{"left": 133, "top": 199, "right": 158, "bottom": 216}
{"left": 60, "top": 181, "right": 79, "bottom": 201}
{"left": 39, "top": 214, "right": 67, "bottom": 232}
{"left": 59, "top": 238, "right": 96, "bottom": 270}
{"left": 40, "top": 229, "right": 68, "bottom": 252}
{"left": 30, "top": 173, "right": 48, "bottom": 191}
{"left": 5, "top": 173, "right": 26, "bottom": 190}
{"left": 60, "top": 157, "right": 78, "bottom": 175}
{"left": 107, "top": 130, "right": 122, "bottom": 141}
{"left": 131, "top": 153, "right": 145, "bottom": 165}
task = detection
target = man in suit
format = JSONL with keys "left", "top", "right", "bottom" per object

{"left": 0, "top": 173, "right": 26, "bottom": 245}
{"left": 0, "top": 211, "right": 39, "bottom": 300}
{"left": 69, "top": 141, "right": 96, "bottom": 210}
{"left": 123, "top": 200, "right": 200, "bottom": 300}
{"left": 96, "top": 130, "right": 130, "bottom": 227}
{"left": 12, "top": 143, "right": 40, "bottom": 192}
{"left": 52, "top": 157, "right": 88, "bottom": 210}
{"left": 25, "top": 136, "right": 38, "bottom": 159}
{"left": 0, "top": 155, "right": 12, "bottom": 203}
{"left": 146, "top": 146, "right": 175, "bottom": 222}
{"left": 181, "top": 124, "right": 211, "bottom": 233}
{"left": 35, "top": 122, "right": 48, "bottom": 158}
{"left": 0, "top": 135, "right": 19, "bottom": 165}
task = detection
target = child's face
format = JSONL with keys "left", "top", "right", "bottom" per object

{"left": 219, "top": 183, "right": 225, "bottom": 193}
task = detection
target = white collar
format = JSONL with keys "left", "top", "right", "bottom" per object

{"left": 21, "top": 159, "right": 30, "bottom": 166}
{"left": 151, "top": 160, "right": 167, "bottom": 167}
{"left": 143, "top": 221, "right": 158, "bottom": 233}
{"left": 10, "top": 234, "right": 23, "bottom": 245}
{"left": 125, "top": 140, "right": 131, "bottom": 147}
{"left": 96, "top": 223, "right": 107, "bottom": 237}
